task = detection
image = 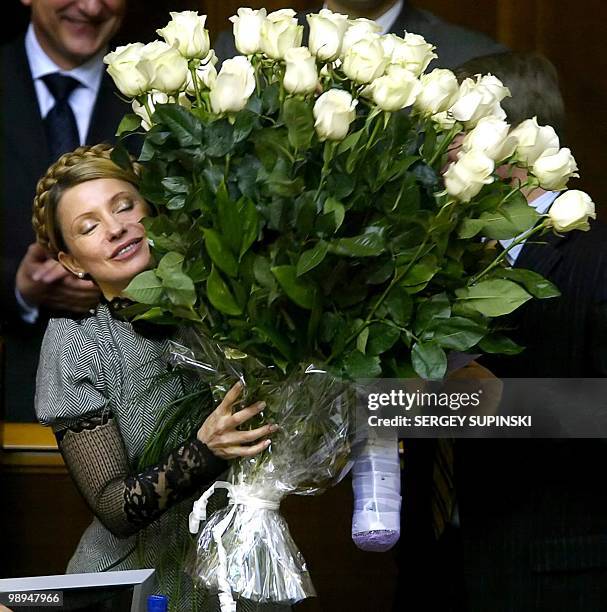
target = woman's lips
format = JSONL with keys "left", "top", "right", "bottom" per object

{"left": 111, "top": 238, "right": 143, "bottom": 261}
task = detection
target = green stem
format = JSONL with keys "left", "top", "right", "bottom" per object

{"left": 470, "top": 220, "right": 549, "bottom": 284}
{"left": 428, "top": 124, "right": 461, "bottom": 167}
{"left": 189, "top": 67, "right": 203, "bottom": 108}
{"left": 327, "top": 238, "right": 432, "bottom": 364}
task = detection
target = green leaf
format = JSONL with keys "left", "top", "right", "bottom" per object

{"left": 478, "top": 194, "right": 541, "bottom": 239}
{"left": 384, "top": 286, "right": 413, "bottom": 326}
{"left": 154, "top": 104, "right": 201, "bottom": 148}
{"left": 203, "top": 229, "right": 239, "bottom": 277}
{"left": 216, "top": 182, "right": 241, "bottom": 254}
{"left": 283, "top": 97, "right": 314, "bottom": 150}
{"left": 123, "top": 270, "right": 163, "bottom": 304}
{"left": 109, "top": 143, "right": 133, "bottom": 171}
{"left": 415, "top": 293, "right": 451, "bottom": 334}
{"left": 271, "top": 265, "right": 317, "bottom": 309}
{"left": 296, "top": 241, "right": 328, "bottom": 276}
{"left": 156, "top": 251, "right": 184, "bottom": 280}
{"left": 323, "top": 197, "right": 345, "bottom": 231}
{"left": 116, "top": 113, "right": 142, "bottom": 136}
{"left": 366, "top": 323, "right": 400, "bottom": 356}
{"left": 337, "top": 129, "right": 364, "bottom": 155}
{"left": 356, "top": 327, "right": 369, "bottom": 354}
{"left": 206, "top": 119, "right": 235, "bottom": 157}
{"left": 342, "top": 351, "right": 382, "bottom": 379}
{"left": 479, "top": 334, "right": 525, "bottom": 355}
{"left": 238, "top": 197, "right": 259, "bottom": 259}
{"left": 456, "top": 279, "right": 532, "bottom": 317}
{"left": 233, "top": 110, "right": 256, "bottom": 143}
{"left": 267, "top": 158, "right": 304, "bottom": 197}
{"left": 253, "top": 256, "right": 277, "bottom": 290}
{"left": 458, "top": 218, "right": 485, "bottom": 239}
{"left": 411, "top": 341, "right": 447, "bottom": 380}
{"left": 206, "top": 266, "right": 243, "bottom": 315}
{"left": 400, "top": 255, "right": 438, "bottom": 291}
{"left": 432, "top": 316, "right": 486, "bottom": 351}
{"left": 492, "top": 268, "right": 560, "bottom": 299}
{"left": 162, "top": 176, "right": 190, "bottom": 194}
{"left": 329, "top": 229, "right": 385, "bottom": 257}
{"left": 164, "top": 271, "right": 196, "bottom": 307}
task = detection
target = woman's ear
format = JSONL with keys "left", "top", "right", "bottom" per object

{"left": 58, "top": 251, "right": 84, "bottom": 278}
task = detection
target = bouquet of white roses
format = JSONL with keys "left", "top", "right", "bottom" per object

{"left": 104, "top": 7, "right": 595, "bottom": 609}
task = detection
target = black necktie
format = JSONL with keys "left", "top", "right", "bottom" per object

{"left": 42, "top": 73, "right": 81, "bottom": 161}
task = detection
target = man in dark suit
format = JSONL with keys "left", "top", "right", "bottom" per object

{"left": 402, "top": 52, "right": 607, "bottom": 611}
{"left": 213, "top": 0, "right": 506, "bottom": 68}
{"left": 1, "top": 0, "right": 129, "bottom": 421}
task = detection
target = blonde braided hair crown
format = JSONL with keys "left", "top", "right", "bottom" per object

{"left": 33, "top": 144, "right": 141, "bottom": 257}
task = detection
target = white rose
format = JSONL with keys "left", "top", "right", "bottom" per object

{"left": 389, "top": 33, "right": 437, "bottom": 76}
{"left": 209, "top": 56, "right": 256, "bottom": 114}
{"left": 131, "top": 91, "right": 169, "bottom": 131}
{"left": 260, "top": 9, "right": 303, "bottom": 59}
{"left": 532, "top": 148, "right": 579, "bottom": 190}
{"left": 104, "top": 43, "right": 149, "bottom": 97}
{"left": 307, "top": 9, "right": 349, "bottom": 62}
{"left": 548, "top": 190, "right": 596, "bottom": 233}
{"left": 414, "top": 68, "right": 459, "bottom": 115}
{"left": 510, "top": 117, "right": 560, "bottom": 166}
{"left": 156, "top": 11, "right": 210, "bottom": 59}
{"left": 341, "top": 18, "right": 382, "bottom": 55}
{"left": 462, "top": 117, "right": 517, "bottom": 162}
{"left": 313, "top": 89, "right": 358, "bottom": 141}
{"left": 366, "top": 65, "right": 421, "bottom": 111}
{"left": 342, "top": 34, "right": 388, "bottom": 84}
{"left": 449, "top": 74, "right": 510, "bottom": 128}
{"left": 283, "top": 47, "right": 318, "bottom": 95}
{"left": 137, "top": 41, "right": 189, "bottom": 94}
{"left": 186, "top": 51, "right": 218, "bottom": 95}
{"left": 443, "top": 150, "right": 495, "bottom": 202}
{"left": 230, "top": 7, "right": 267, "bottom": 55}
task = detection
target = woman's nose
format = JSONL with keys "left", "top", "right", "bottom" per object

{"left": 106, "top": 217, "right": 127, "bottom": 240}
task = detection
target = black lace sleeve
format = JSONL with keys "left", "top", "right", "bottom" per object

{"left": 56, "top": 413, "right": 227, "bottom": 539}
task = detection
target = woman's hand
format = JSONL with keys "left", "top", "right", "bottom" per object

{"left": 197, "top": 381, "right": 278, "bottom": 460}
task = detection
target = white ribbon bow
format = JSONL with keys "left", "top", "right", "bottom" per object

{"left": 189, "top": 481, "right": 281, "bottom": 612}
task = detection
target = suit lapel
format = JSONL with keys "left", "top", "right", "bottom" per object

{"left": 2, "top": 36, "right": 49, "bottom": 172}
{"left": 515, "top": 232, "right": 567, "bottom": 277}
{"left": 86, "top": 72, "right": 128, "bottom": 145}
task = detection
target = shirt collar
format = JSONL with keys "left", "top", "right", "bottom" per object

{"left": 529, "top": 190, "right": 560, "bottom": 215}
{"left": 321, "top": 0, "right": 404, "bottom": 35}
{"left": 25, "top": 22, "right": 106, "bottom": 92}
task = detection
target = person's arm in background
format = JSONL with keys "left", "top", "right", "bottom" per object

{"left": 15, "top": 243, "right": 101, "bottom": 321}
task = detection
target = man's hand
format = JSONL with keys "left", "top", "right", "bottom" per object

{"left": 15, "top": 243, "right": 101, "bottom": 314}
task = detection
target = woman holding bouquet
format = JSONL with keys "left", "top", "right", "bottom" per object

{"left": 33, "top": 144, "right": 281, "bottom": 611}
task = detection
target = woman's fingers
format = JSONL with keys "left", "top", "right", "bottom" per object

{"left": 225, "top": 438, "right": 272, "bottom": 458}
{"left": 230, "top": 401, "right": 266, "bottom": 426}
{"left": 216, "top": 381, "right": 243, "bottom": 414}
{"left": 223, "top": 423, "right": 278, "bottom": 445}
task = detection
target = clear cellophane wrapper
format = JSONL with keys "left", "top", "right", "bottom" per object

{"left": 168, "top": 331, "right": 354, "bottom": 607}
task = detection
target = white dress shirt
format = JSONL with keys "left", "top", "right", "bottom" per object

{"left": 25, "top": 23, "right": 106, "bottom": 143}
{"left": 323, "top": 0, "right": 404, "bottom": 34}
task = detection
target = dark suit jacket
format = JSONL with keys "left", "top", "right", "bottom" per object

{"left": 453, "top": 222, "right": 607, "bottom": 611}
{"left": 0, "top": 35, "right": 130, "bottom": 421}
{"left": 213, "top": 2, "right": 506, "bottom": 67}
